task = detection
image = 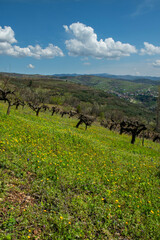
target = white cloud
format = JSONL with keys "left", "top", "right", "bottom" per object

{"left": 27, "top": 63, "right": 35, "bottom": 69}
{"left": 152, "top": 59, "right": 160, "bottom": 67}
{"left": 0, "top": 26, "right": 64, "bottom": 59}
{"left": 64, "top": 22, "right": 137, "bottom": 59}
{"left": 0, "top": 26, "right": 17, "bottom": 43}
{"left": 63, "top": 25, "right": 69, "bottom": 32}
{"left": 140, "top": 42, "right": 160, "bottom": 55}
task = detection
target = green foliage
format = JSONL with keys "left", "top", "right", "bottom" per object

{"left": 0, "top": 74, "right": 155, "bottom": 122}
{"left": 0, "top": 102, "right": 159, "bottom": 239}
{"left": 49, "top": 95, "right": 65, "bottom": 105}
{"left": 69, "top": 75, "right": 159, "bottom": 94}
{"left": 76, "top": 105, "right": 81, "bottom": 114}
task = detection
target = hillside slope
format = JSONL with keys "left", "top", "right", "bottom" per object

{"left": 62, "top": 75, "right": 159, "bottom": 108}
{"left": 0, "top": 73, "right": 155, "bottom": 122}
{"left": 0, "top": 103, "right": 159, "bottom": 239}
{"left": 60, "top": 75, "right": 159, "bottom": 92}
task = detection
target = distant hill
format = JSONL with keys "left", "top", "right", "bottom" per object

{"left": 53, "top": 73, "right": 160, "bottom": 82}
{"left": 0, "top": 72, "right": 156, "bottom": 122}
{"left": 92, "top": 73, "right": 160, "bottom": 81}
{"left": 60, "top": 75, "right": 159, "bottom": 93}
{"left": 1, "top": 71, "right": 160, "bottom": 82}
{"left": 55, "top": 75, "right": 159, "bottom": 110}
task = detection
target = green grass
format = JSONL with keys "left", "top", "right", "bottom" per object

{"left": 0, "top": 103, "right": 160, "bottom": 239}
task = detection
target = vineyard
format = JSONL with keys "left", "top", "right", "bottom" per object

{"left": 0, "top": 102, "right": 159, "bottom": 239}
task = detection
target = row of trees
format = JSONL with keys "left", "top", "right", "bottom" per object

{"left": 0, "top": 88, "right": 25, "bottom": 115}
{"left": 101, "top": 117, "right": 160, "bottom": 144}
{"left": 101, "top": 119, "right": 146, "bottom": 144}
{"left": 0, "top": 79, "right": 96, "bottom": 131}
{"left": 0, "top": 77, "right": 160, "bottom": 145}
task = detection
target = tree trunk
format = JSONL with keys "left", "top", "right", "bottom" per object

{"left": 51, "top": 110, "right": 55, "bottom": 116}
{"left": 120, "top": 127, "right": 124, "bottom": 135}
{"left": 131, "top": 131, "right": 136, "bottom": 144}
{"left": 7, "top": 103, "right": 11, "bottom": 115}
{"left": 36, "top": 108, "right": 40, "bottom": 116}
{"left": 16, "top": 103, "right": 20, "bottom": 109}
{"left": 76, "top": 119, "right": 83, "bottom": 128}
{"left": 142, "top": 130, "right": 145, "bottom": 146}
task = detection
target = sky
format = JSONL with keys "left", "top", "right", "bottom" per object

{"left": 1, "top": 0, "right": 160, "bottom": 76}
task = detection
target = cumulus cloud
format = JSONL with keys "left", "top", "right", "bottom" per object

{"left": 63, "top": 22, "right": 137, "bottom": 59}
{"left": 27, "top": 63, "right": 35, "bottom": 69}
{"left": 0, "top": 26, "right": 17, "bottom": 43}
{"left": 140, "top": 42, "right": 160, "bottom": 55}
{"left": 152, "top": 59, "right": 160, "bottom": 67}
{"left": 0, "top": 26, "right": 64, "bottom": 59}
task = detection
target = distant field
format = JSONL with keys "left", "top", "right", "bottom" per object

{"left": 0, "top": 103, "right": 159, "bottom": 239}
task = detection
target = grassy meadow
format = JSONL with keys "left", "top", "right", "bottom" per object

{"left": 0, "top": 102, "right": 160, "bottom": 239}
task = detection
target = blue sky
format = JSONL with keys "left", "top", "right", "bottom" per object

{"left": 1, "top": 0, "right": 160, "bottom": 76}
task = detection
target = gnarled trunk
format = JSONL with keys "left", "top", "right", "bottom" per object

{"left": 7, "top": 103, "right": 11, "bottom": 115}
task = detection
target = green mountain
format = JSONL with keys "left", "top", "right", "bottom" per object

{"left": 62, "top": 75, "right": 158, "bottom": 93}
{"left": 60, "top": 75, "right": 159, "bottom": 109}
